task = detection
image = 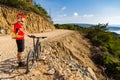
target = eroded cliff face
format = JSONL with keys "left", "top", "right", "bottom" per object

{"left": 0, "top": 4, "right": 55, "bottom": 34}
{"left": 40, "top": 31, "right": 106, "bottom": 80}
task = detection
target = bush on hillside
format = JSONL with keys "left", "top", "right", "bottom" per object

{"left": 0, "top": 0, "right": 51, "bottom": 19}
{"left": 101, "top": 53, "right": 120, "bottom": 75}
{"left": 55, "top": 24, "right": 77, "bottom": 30}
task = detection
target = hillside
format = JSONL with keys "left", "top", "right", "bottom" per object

{"left": 55, "top": 24, "right": 120, "bottom": 80}
{"left": 0, "top": 30, "right": 107, "bottom": 80}
{"left": 0, "top": 0, "right": 50, "bottom": 19}
{"left": 0, "top": 4, "right": 55, "bottom": 35}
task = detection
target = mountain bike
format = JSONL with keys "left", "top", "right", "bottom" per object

{"left": 26, "top": 35, "right": 47, "bottom": 74}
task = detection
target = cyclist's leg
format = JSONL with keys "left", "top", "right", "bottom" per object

{"left": 16, "top": 40, "right": 25, "bottom": 67}
{"left": 17, "top": 52, "right": 22, "bottom": 62}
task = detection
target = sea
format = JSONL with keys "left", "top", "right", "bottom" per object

{"left": 73, "top": 23, "right": 120, "bottom": 34}
{"left": 108, "top": 26, "right": 120, "bottom": 34}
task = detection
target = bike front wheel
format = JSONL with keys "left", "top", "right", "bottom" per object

{"left": 26, "top": 49, "right": 35, "bottom": 73}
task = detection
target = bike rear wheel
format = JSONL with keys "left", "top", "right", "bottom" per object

{"left": 26, "top": 49, "right": 35, "bottom": 73}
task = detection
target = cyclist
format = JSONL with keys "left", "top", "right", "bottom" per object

{"left": 14, "top": 13, "right": 30, "bottom": 67}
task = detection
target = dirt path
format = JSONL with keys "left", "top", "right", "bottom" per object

{"left": 0, "top": 29, "right": 73, "bottom": 79}
{"left": 0, "top": 29, "right": 72, "bottom": 62}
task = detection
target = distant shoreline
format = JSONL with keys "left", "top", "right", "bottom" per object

{"left": 108, "top": 27, "right": 120, "bottom": 34}
{"left": 109, "top": 30, "right": 120, "bottom": 34}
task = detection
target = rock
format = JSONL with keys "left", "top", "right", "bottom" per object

{"left": 46, "top": 68, "right": 55, "bottom": 75}
{"left": 69, "top": 76, "right": 75, "bottom": 80}
{"left": 86, "top": 67, "right": 98, "bottom": 80}
{"left": 84, "top": 75, "right": 92, "bottom": 80}
{"left": 39, "top": 54, "right": 46, "bottom": 61}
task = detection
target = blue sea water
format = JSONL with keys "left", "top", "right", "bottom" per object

{"left": 108, "top": 26, "right": 120, "bottom": 34}
{"left": 74, "top": 23, "right": 120, "bottom": 34}
{"left": 110, "top": 30, "right": 120, "bottom": 34}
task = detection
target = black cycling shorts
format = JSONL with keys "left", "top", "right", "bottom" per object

{"left": 16, "top": 40, "right": 25, "bottom": 52}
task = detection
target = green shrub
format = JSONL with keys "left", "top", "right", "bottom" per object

{"left": 55, "top": 24, "right": 77, "bottom": 30}
{"left": 0, "top": 0, "right": 50, "bottom": 19}
{"left": 102, "top": 53, "right": 120, "bottom": 74}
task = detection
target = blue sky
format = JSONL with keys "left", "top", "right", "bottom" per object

{"left": 34, "top": 0, "right": 120, "bottom": 25}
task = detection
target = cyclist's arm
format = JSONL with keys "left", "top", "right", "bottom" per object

{"left": 19, "top": 28, "right": 31, "bottom": 36}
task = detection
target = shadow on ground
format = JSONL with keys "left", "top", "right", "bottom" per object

{"left": 0, "top": 57, "right": 26, "bottom": 79}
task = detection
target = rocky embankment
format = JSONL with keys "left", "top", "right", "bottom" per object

{"left": 0, "top": 30, "right": 107, "bottom": 80}
{"left": 0, "top": 4, "right": 55, "bottom": 35}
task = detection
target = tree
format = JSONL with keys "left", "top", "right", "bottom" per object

{"left": 91, "top": 23, "right": 108, "bottom": 31}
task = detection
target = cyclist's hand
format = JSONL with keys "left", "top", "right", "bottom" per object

{"left": 42, "top": 36, "right": 47, "bottom": 39}
{"left": 27, "top": 35, "right": 31, "bottom": 37}
{"left": 28, "top": 35, "right": 36, "bottom": 38}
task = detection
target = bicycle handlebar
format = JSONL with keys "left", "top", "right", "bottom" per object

{"left": 28, "top": 35, "right": 47, "bottom": 39}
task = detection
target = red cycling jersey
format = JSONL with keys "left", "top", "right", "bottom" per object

{"left": 14, "top": 22, "right": 24, "bottom": 40}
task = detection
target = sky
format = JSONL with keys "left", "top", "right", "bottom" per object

{"left": 34, "top": 0, "right": 120, "bottom": 25}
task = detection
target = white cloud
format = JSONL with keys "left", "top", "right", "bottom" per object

{"left": 83, "top": 14, "right": 94, "bottom": 18}
{"left": 100, "top": 16, "right": 120, "bottom": 25}
{"left": 63, "top": 14, "right": 67, "bottom": 17}
{"left": 73, "top": 12, "right": 78, "bottom": 16}
{"left": 61, "top": 6, "right": 66, "bottom": 10}
{"left": 53, "top": 13, "right": 120, "bottom": 25}
{"left": 56, "top": 14, "right": 67, "bottom": 18}
{"left": 53, "top": 14, "right": 95, "bottom": 24}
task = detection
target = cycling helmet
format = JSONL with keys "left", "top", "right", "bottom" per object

{"left": 17, "top": 13, "right": 26, "bottom": 19}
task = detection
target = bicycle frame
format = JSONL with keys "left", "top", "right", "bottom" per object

{"left": 30, "top": 36, "right": 47, "bottom": 60}
{"left": 32, "top": 37, "right": 40, "bottom": 53}
{"left": 26, "top": 36, "right": 47, "bottom": 74}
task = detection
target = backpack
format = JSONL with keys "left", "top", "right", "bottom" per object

{"left": 10, "top": 29, "right": 23, "bottom": 39}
